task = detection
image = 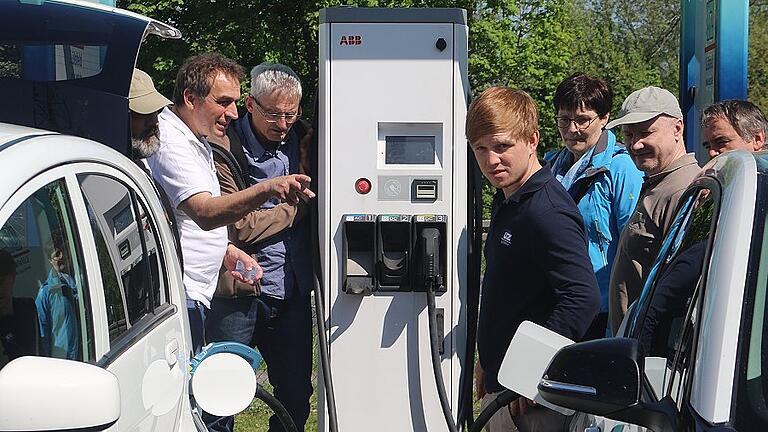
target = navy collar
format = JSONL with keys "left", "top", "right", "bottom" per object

{"left": 235, "top": 113, "right": 283, "bottom": 159}
{"left": 505, "top": 159, "right": 553, "bottom": 204}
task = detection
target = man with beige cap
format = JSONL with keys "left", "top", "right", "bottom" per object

{"left": 129, "top": 68, "right": 188, "bottom": 256}
{"left": 129, "top": 68, "right": 171, "bottom": 160}
{"left": 606, "top": 86, "right": 701, "bottom": 334}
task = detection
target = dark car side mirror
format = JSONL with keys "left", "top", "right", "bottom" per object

{"left": 537, "top": 338, "right": 678, "bottom": 432}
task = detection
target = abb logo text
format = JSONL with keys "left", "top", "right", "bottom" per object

{"left": 339, "top": 35, "right": 362, "bottom": 45}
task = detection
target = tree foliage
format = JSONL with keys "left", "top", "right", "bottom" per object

{"left": 121, "top": 0, "right": 473, "bottom": 118}
{"left": 566, "top": 0, "right": 680, "bottom": 120}
{"left": 469, "top": 0, "right": 574, "bottom": 151}
{"left": 121, "top": 0, "right": 681, "bottom": 138}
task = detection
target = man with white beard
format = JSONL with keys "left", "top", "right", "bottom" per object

{"left": 127, "top": 68, "right": 180, "bottom": 241}
{"left": 128, "top": 68, "right": 169, "bottom": 161}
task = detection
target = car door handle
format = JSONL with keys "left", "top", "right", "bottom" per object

{"left": 165, "top": 339, "right": 179, "bottom": 367}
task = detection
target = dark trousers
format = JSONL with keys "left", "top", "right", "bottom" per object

{"left": 186, "top": 298, "right": 207, "bottom": 354}
{"left": 581, "top": 311, "right": 609, "bottom": 341}
{"left": 206, "top": 293, "right": 314, "bottom": 432}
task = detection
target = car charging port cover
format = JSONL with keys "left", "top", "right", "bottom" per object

{"left": 191, "top": 352, "right": 257, "bottom": 416}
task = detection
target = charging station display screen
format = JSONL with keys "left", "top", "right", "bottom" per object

{"left": 111, "top": 205, "right": 134, "bottom": 237}
{"left": 385, "top": 136, "right": 435, "bottom": 165}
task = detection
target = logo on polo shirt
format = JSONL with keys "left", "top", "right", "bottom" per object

{"left": 500, "top": 230, "right": 513, "bottom": 246}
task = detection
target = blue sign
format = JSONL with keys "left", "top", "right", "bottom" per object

{"left": 680, "top": 0, "right": 749, "bottom": 159}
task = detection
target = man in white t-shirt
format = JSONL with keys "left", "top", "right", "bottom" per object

{"left": 147, "top": 53, "right": 314, "bottom": 352}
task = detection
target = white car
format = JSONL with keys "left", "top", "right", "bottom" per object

{"left": 0, "top": 2, "right": 260, "bottom": 431}
{"left": 509, "top": 150, "right": 767, "bottom": 432}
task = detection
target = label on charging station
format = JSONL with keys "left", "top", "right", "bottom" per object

{"left": 414, "top": 214, "right": 447, "bottom": 223}
{"left": 345, "top": 214, "right": 376, "bottom": 222}
{"left": 379, "top": 214, "right": 410, "bottom": 222}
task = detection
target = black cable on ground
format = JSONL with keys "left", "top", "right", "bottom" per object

{"left": 468, "top": 390, "right": 517, "bottom": 432}
{"left": 427, "top": 283, "right": 460, "bottom": 432}
{"left": 312, "top": 270, "right": 339, "bottom": 432}
{"left": 255, "top": 384, "right": 299, "bottom": 432}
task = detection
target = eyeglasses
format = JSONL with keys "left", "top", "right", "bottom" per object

{"left": 555, "top": 115, "right": 599, "bottom": 130}
{"left": 251, "top": 96, "right": 301, "bottom": 124}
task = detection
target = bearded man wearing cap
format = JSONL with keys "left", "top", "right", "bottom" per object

{"left": 128, "top": 68, "right": 186, "bottom": 253}
{"left": 606, "top": 86, "right": 701, "bottom": 334}
{"left": 129, "top": 68, "right": 170, "bottom": 161}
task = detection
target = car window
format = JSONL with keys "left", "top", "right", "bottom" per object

{"left": 78, "top": 174, "right": 169, "bottom": 346}
{"left": 1, "top": 42, "right": 107, "bottom": 80}
{"left": 0, "top": 179, "right": 95, "bottom": 369}
{"left": 631, "top": 186, "right": 718, "bottom": 403}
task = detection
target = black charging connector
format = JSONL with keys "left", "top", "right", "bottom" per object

{"left": 420, "top": 227, "right": 442, "bottom": 290}
{"left": 419, "top": 227, "right": 458, "bottom": 432}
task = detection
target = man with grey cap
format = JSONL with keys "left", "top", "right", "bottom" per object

{"left": 606, "top": 86, "right": 701, "bottom": 334}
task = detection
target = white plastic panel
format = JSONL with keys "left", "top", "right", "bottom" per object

{"left": 191, "top": 353, "right": 257, "bottom": 416}
{"left": 498, "top": 321, "right": 575, "bottom": 415}
{"left": 691, "top": 152, "right": 757, "bottom": 422}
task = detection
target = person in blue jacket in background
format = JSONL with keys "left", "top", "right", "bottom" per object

{"left": 546, "top": 73, "right": 644, "bottom": 339}
{"left": 35, "top": 238, "right": 79, "bottom": 360}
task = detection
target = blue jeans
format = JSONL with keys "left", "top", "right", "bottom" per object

{"left": 206, "top": 294, "right": 313, "bottom": 432}
{"left": 186, "top": 298, "right": 207, "bottom": 354}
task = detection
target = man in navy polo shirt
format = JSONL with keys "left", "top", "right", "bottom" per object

{"left": 469, "top": 87, "right": 600, "bottom": 431}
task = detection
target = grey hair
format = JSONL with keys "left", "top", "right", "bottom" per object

{"left": 249, "top": 62, "right": 302, "bottom": 100}
{"left": 701, "top": 100, "right": 768, "bottom": 147}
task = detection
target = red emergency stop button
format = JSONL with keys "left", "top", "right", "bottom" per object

{"left": 355, "top": 178, "right": 372, "bottom": 194}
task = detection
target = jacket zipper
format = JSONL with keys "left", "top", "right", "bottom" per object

{"left": 594, "top": 220, "right": 608, "bottom": 266}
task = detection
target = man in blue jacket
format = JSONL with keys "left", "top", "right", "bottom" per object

{"left": 469, "top": 87, "right": 600, "bottom": 431}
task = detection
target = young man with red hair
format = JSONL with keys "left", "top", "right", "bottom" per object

{"left": 468, "top": 87, "right": 600, "bottom": 431}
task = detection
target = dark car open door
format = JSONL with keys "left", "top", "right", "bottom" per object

{"left": 0, "top": 0, "right": 179, "bottom": 155}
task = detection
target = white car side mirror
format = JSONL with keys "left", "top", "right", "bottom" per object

{"left": 497, "top": 321, "right": 575, "bottom": 415}
{"left": 0, "top": 356, "right": 120, "bottom": 431}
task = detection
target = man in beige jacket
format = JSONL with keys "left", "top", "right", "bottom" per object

{"left": 607, "top": 86, "right": 701, "bottom": 334}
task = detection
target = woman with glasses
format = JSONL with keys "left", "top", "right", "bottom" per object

{"left": 546, "top": 72, "right": 643, "bottom": 340}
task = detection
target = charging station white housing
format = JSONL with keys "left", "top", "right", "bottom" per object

{"left": 318, "top": 8, "right": 469, "bottom": 431}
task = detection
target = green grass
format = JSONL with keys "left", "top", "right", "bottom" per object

{"left": 234, "top": 379, "right": 318, "bottom": 431}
